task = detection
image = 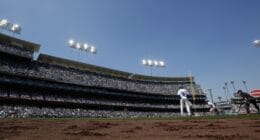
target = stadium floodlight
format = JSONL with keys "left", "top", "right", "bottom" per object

{"left": 154, "top": 61, "right": 158, "bottom": 67}
{"left": 11, "top": 24, "right": 19, "bottom": 31}
{"left": 208, "top": 89, "right": 214, "bottom": 103}
{"left": 69, "top": 39, "right": 75, "bottom": 47}
{"left": 141, "top": 59, "right": 166, "bottom": 76}
{"left": 147, "top": 59, "right": 153, "bottom": 66}
{"left": 68, "top": 39, "right": 97, "bottom": 54}
{"left": 13, "top": 26, "right": 22, "bottom": 34}
{"left": 253, "top": 40, "right": 260, "bottom": 47}
{"left": 142, "top": 59, "right": 147, "bottom": 65}
{"left": 159, "top": 61, "right": 165, "bottom": 67}
{"left": 89, "top": 46, "right": 97, "bottom": 54}
{"left": 76, "top": 43, "right": 81, "bottom": 49}
{"left": 0, "top": 19, "right": 8, "bottom": 27}
{"left": 141, "top": 59, "right": 166, "bottom": 68}
{"left": 0, "top": 19, "right": 22, "bottom": 34}
{"left": 242, "top": 80, "right": 249, "bottom": 93}
{"left": 83, "top": 43, "right": 89, "bottom": 50}
{"left": 230, "top": 81, "right": 236, "bottom": 92}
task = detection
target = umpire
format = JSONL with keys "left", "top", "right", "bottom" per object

{"left": 237, "top": 90, "right": 260, "bottom": 114}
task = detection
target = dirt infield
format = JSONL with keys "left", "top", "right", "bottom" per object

{"left": 0, "top": 116, "right": 260, "bottom": 140}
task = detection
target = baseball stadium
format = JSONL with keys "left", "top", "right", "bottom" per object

{"left": 1, "top": 1, "right": 260, "bottom": 140}
{"left": 0, "top": 32, "right": 209, "bottom": 118}
{"left": 0, "top": 29, "right": 260, "bottom": 140}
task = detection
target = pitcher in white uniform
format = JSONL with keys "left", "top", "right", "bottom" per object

{"left": 177, "top": 86, "right": 192, "bottom": 116}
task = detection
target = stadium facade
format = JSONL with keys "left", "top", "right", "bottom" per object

{"left": 0, "top": 33, "right": 209, "bottom": 118}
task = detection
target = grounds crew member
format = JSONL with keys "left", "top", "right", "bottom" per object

{"left": 237, "top": 90, "right": 260, "bottom": 114}
{"left": 177, "top": 86, "right": 192, "bottom": 116}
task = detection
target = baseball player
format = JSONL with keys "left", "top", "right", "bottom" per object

{"left": 237, "top": 90, "right": 259, "bottom": 114}
{"left": 177, "top": 86, "right": 192, "bottom": 116}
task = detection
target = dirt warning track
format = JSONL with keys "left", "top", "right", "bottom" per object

{"left": 0, "top": 116, "right": 259, "bottom": 140}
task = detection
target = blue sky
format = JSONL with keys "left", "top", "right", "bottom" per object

{"left": 1, "top": 0, "right": 260, "bottom": 101}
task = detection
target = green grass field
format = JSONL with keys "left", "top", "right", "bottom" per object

{"left": 3, "top": 113, "right": 259, "bottom": 121}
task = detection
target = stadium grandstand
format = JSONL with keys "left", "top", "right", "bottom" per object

{"left": 0, "top": 33, "right": 209, "bottom": 118}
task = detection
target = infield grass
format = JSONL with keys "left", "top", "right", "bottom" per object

{"left": 3, "top": 113, "right": 259, "bottom": 122}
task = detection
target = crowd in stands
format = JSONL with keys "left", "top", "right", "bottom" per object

{"left": 0, "top": 43, "right": 209, "bottom": 118}
{"left": 0, "top": 54, "right": 202, "bottom": 96}
{"left": 0, "top": 105, "right": 184, "bottom": 118}
{"left": 0, "top": 87, "right": 207, "bottom": 111}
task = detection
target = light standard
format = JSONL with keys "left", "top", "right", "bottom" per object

{"left": 224, "top": 82, "right": 231, "bottom": 98}
{"left": 68, "top": 39, "right": 97, "bottom": 54}
{"left": 142, "top": 59, "right": 166, "bottom": 76}
{"left": 253, "top": 40, "right": 260, "bottom": 48}
{"left": 217, "top": 96, "right": 222, "bottom": 102}
{"left": 242, "top": 81, "right": 249, "bottom": 93}
{"left": 0, "top": 19, "right": 22, "bottom": 35}
{"left": 208, "top": 89, "right": 214, "bottom": 103}
{"left": 230, "top": 81, "right": 236, "bottom": 93}
{"left": 68, "top": 39, "right": 96, "bottom": 61}
{"left": 223, "top": 86, "right": 228, "bottom": 101}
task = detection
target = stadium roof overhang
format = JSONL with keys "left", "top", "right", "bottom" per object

{"left": 37, "top": 54, "right": 193, "bottom": 83}
{"left": 0, "top": 32, "right": 40, "bottom": 52}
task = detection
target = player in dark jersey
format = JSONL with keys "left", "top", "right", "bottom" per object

{"left": 237, "top": 90, "right": 259, "bottom": 114}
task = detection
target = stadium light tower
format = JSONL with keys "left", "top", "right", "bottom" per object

{"left": 68, "top": 39, "right": 97, "bottom": 54}
{"left": 0, "top": 19, "right": 22, "bottom": 34}
{"left": 222, "top": 86, "right": 229, "bottom": 101}
{"left": 242, "top": 81, "right": 249, "bottom": 93}
{"left": 68, "top": 39, "right": 97, "bottom": 62}
{"left": 0, "top": 19, "right": 8, "bottom": 27}
{"left": 217, "top": 96, "right": 222, "bottom": 102}
{"left": 142, "top": 59, "right": 166, "bottom": 67}
{"left": 230, "top": 81, "right": 236, "bottom": 93}
{"left": 142, "top": 59, "right": 166, "bottom": 76}
{"left": 208, "top": 89, "right": 214, "bottom": 103}
{"left": 253, "top": 40, "right": 260, "bottom": 47}
{"left": 224, "top": 82, "right": 231, "bottom": 98}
